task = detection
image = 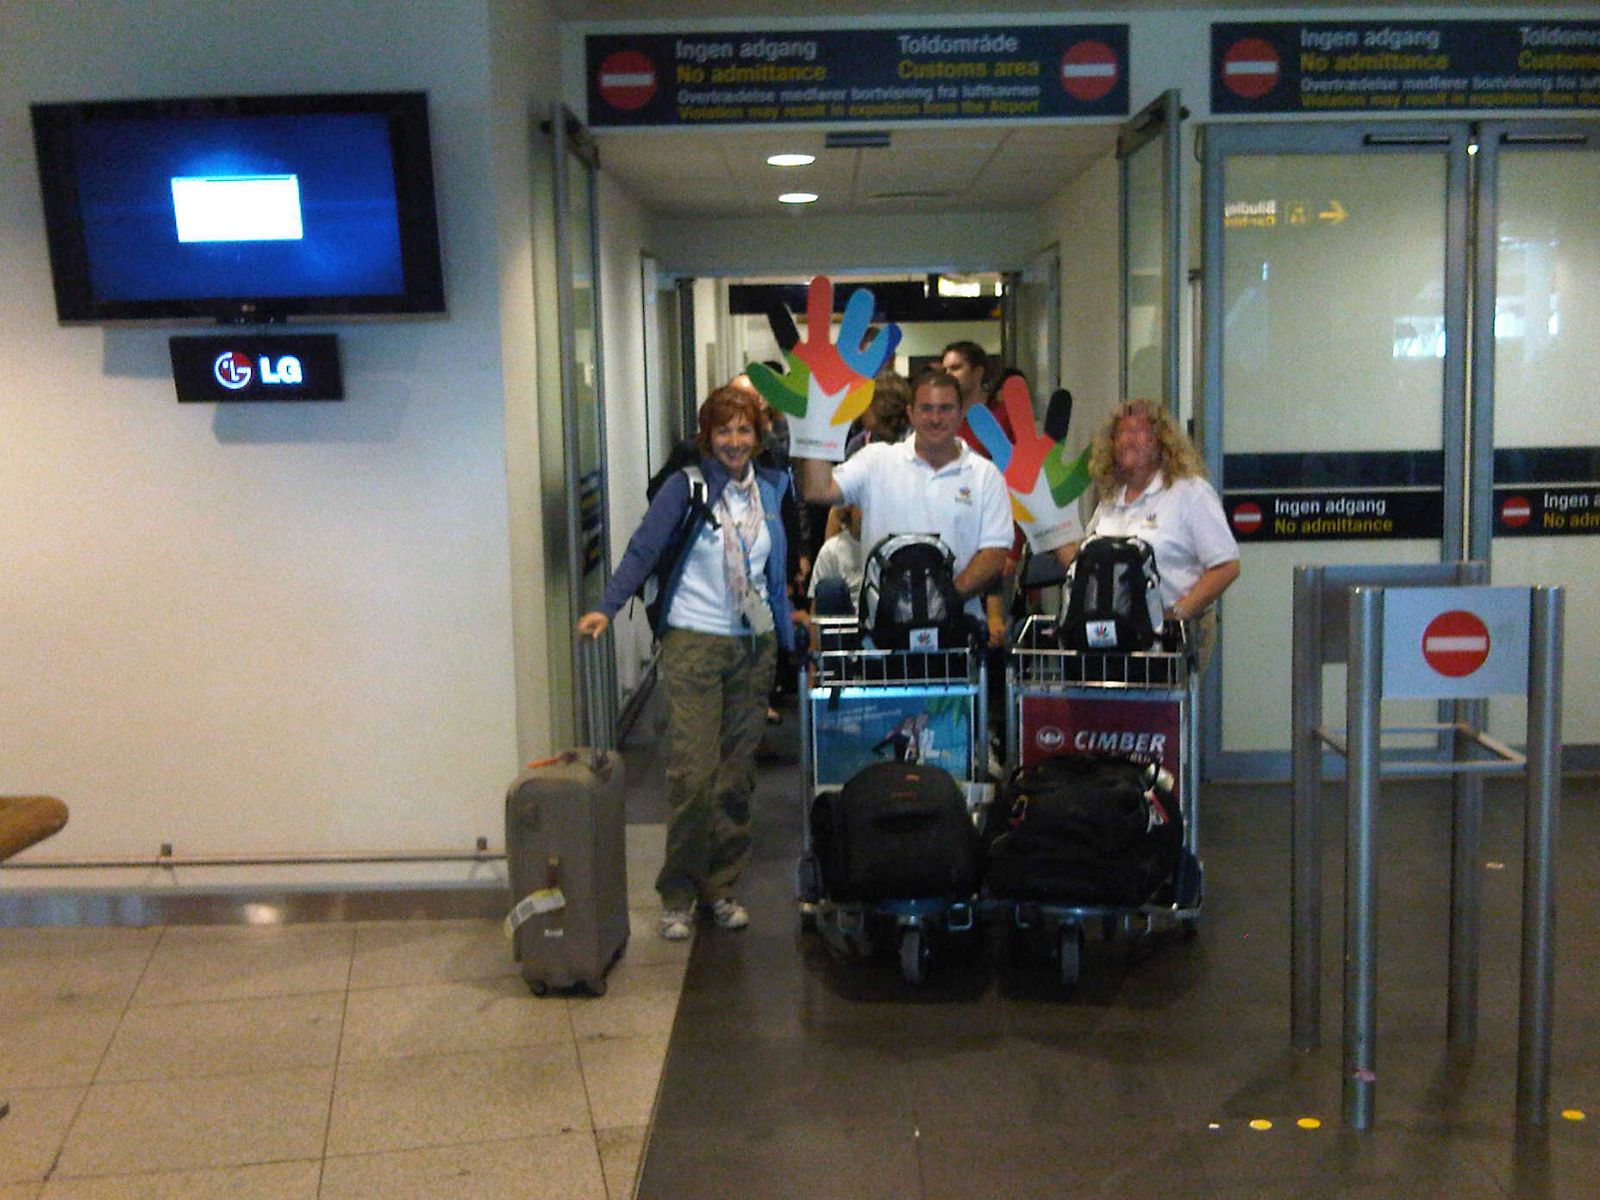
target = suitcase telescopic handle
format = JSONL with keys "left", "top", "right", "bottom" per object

{"left": 574, "top": 632, "right": 616, "bottom": 751}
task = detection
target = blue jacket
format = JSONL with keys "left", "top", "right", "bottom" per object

{"left": 600, "top": 457, "right": 795, "bottom": 652}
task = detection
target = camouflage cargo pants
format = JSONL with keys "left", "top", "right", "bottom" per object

{"left": 656, "top": 628, "right": 778, "bottom": 910}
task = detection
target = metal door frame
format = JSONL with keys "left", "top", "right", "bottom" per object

{"left": 1199, "top": 121, "right": 1473, "bottom": 779}
{"left": 1119, "top": 89, "right": 1184, "bottom": 407}
{"left": 1472, "top": 118, "right": 1600, "bottom": 768}
{"left": 552, "top": 103, "right": 615, "bottom": 747}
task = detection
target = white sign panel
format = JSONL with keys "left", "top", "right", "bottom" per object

{"left": 1381, "top": 586, "right": 1530, "bottom": 699}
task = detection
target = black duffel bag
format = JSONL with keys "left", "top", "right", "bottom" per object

{"left": 811, "top": 761, "right": 980, "bottom": 902}
{"left": 985, "top": 754, "right": 1180, "bottom": 906}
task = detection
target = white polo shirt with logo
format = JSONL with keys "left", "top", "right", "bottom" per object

{"left": 833, "top": 438, "right": 1013, "bottom": 619}
{"left": 1084, "top": 471, "right": 1238, "bottom": 609}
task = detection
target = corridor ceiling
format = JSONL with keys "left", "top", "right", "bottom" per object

{"left": 593, "top": 123, "right": 1120, "bottom": 218}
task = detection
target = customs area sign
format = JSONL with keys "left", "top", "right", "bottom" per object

{"left": 587, "top": 26, "right": 1129, "bottom": 127}
{"left": 1212, "top": 20, "right": 1600, "bottom": 114}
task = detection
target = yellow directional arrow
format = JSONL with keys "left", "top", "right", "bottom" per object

{"left": 1318, "top": 199, "right": 1347, "bottom": 224}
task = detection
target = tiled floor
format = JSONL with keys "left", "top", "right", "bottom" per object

{"left": 0, "top": 824, "right": 685, "bottom": 1200}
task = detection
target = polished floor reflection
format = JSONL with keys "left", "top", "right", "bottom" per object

{"left": 0, "top": 823, "right": 682, "bottom": 1200}
{"left": 639, "top": 716, "right": 1600, "bottom": 1200}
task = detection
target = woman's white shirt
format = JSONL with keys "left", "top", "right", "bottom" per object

{"left": 666, "top": 483, "right": 772, "bottom": 636}
{"left": 1084, "top": 472, "right": 1238, "bottom": 609}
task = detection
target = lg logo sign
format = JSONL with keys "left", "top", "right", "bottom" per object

{"left": 213, "top": 351, "right": 303, "bottom": 391}
{"left": 173, "top": 334, "right": 341, "bottom": 402}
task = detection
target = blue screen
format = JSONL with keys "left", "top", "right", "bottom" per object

{"left": 74, "top": 112, "right": 405, "bottom": 303}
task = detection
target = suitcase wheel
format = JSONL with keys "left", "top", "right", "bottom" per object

{"left": 1056, "top": 923, "right": 1083, "bottom": 989}
{"left": 527, "top": 979, "right": 550, "bottom": 997}
{"left": 898, "top": 926, "right": 931, "bottom": 985}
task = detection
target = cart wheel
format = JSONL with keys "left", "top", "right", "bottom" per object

{"left": 1178, "top": 912, "right": 1201, "bottom": 940}
{"left": 899, "top": 927, "right": 930, "bottom": 985}
{"left": 1057, "top": 925, "right": 1083, "bottom": 988}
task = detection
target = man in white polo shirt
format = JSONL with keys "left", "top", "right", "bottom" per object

{"left": 798, "top": 370, "right": 1012, "bottom": 622}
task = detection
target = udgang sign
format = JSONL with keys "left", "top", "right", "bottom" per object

{"left": 587, "top": 25, "right": 1130, "bottom": 127}
{"left": 1212, "top": 19, "right": 1600, "bottom": 114}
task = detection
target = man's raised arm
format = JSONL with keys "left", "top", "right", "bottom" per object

{"left": 798, "top": 457, "right": 843, "bottom": 506}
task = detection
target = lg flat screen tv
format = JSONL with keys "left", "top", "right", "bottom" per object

{"left": 30, "top": 91, "right": 445, "bottom": 324}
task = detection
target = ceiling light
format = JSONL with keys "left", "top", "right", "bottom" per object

{"left": 767, "top": 153, "right": 816, "bottom": 167}
{"left": 778, "top": 192, "right": 818, "bottom": 205}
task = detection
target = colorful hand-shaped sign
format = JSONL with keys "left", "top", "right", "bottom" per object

{"left": 748, "top": 276, "right": 901, "bottom": 462}
{"left": 966, "top": 375, "right": 1090, "bottom": 553}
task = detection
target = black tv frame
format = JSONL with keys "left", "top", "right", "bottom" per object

{"left": 30, "top": 90, "right": 446, "bottom": 325}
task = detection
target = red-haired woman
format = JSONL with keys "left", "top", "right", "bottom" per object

{"left": 578, "top": 385, "right": 795, "bottom": 940}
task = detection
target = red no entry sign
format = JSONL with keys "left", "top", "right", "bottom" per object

{"left": 1501, "top": 495, "right": 1532, "bottom": 528}
{"left": 1422, "top": 609, "right": 1491, "bottom": 678}
{"left": 597, "top": 50, "right": 657, "bottom": 111}
{"left": 1060, "top": 40, "right": 1119, "bottom": 102}
{"left": 1222, "top": 37, "right": 1280, "bottom": 99}
{"left": 1232, "top": 501, "right": 1263, "bottom": 534}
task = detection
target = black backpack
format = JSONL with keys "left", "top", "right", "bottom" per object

{"left": 810, "top": 761, "right": 980, "bottom": 901}
{"left": 858, "top": 533, "right": 968, "bottom": 651}
{"left": 1059, "top": 535, "right": 1163, "bottom": 651}
{"left": 638, "top": 465, "right": 712, "bottom": 635}
{"left": 986, "top": 754, "right": 1181, "bottom": 906}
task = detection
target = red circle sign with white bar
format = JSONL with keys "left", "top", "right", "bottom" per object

{"left": 1421, "top": 610, "right": 1491, "bottom": 678}
{"left": 598, "top": 50, "right": 657, "bottom": 111}
{"left": 1380, "top": 586, "right": 1530, "bottom": 700}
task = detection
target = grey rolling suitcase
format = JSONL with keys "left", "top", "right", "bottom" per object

{"left": 505, "top": 749, "right": 629, "bottom": 995}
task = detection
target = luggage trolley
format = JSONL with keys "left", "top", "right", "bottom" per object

{"left": 797, "top": 615, "right": 990, "bottom": 984}
{"left": 999, "top": 614, "right": 1204, "bottom": 986}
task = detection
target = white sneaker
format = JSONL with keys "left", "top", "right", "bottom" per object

{"left": 710, "top": 898, "right": 749, "bottom": 930}
{"left": 657, "top": 908, "right": 694, "bottom": 941}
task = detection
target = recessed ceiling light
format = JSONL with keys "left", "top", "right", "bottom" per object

{"left": 766, "top": 153, "right": 816, "bottom": 167}
{"left": 778, "top": 192, "right": 818, "bottom": 205}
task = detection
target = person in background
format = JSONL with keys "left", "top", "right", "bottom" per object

{"left": 1054, "top": 398, "right": 1240, "bottom": 665}
{"left": 941, "top": 341, "right": 991, "bottom": 426}
{"left": 809, "top": 504, "right": 865, "bottom": 616}
{"left": 578, "top": 385, "right": 795, "bottom": 940}
{"left": 845, "top": 369, "right": 913, "bottom": 459}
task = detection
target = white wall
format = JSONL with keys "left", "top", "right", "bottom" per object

{"left": 1034, "top": 152, "right": 1122, "bottom": 459}
{"left": 1, "top": 0, "right": 557, "bottom": 889}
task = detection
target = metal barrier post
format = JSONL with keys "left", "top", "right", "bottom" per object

{"left": 1290, "top": 565, "right": 1324, "bottom": 1051}
{"left": 1447, "top": 697, "right": 1485, "bottom": 1047}
{"left": 1518, "top": 586, "right": 1564, "bottom": 1127}
{"left": 1342, "top": 587, "right": 1383, "bottom": 1131}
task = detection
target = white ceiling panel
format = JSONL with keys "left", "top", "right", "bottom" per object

{"left": 596, "top": 123, "right": 1120, "bottom": 218}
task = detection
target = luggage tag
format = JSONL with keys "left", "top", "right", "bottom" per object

{"left": 503, "top": 887, "right": 567, "bottom": 938}
{"left": 502, "top": 854, "right": 567, "bottom": 938}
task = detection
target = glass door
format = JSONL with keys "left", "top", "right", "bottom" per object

{"left": 1201, "top": 123, "right": 1471, "bottom": 776}
{"left": 1120, "top": 90, "right": 1183, "bottom": 404}
{"left": 1474, "top": 121, "right": 1600, "bottom": 765}
{"left": 551, "top": 105, "right": 615, "bottom": 748}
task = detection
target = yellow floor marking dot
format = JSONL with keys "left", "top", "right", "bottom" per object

{"left": 1561, "top": 1109, "right": 1586, "bottom": 1122}
{"left": 1297, "top": 1117, "right": 1322, "bottom": 1130}
{"left": 1249, "top": 1119, "right": 1273, "bottom": 1131}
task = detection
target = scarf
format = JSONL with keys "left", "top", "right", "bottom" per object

{"left": 719, "top": 471, "right": 765, "bottom": 607}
